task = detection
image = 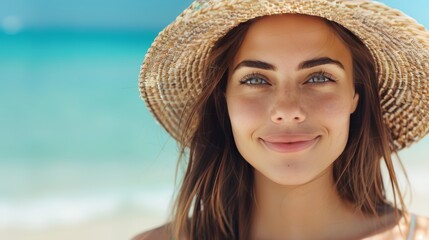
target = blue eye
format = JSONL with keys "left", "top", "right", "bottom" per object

{"left": 239, "top": 74, "right": 269, "bottom": 86}
{"left": 306, "top": 72, "right": 335, "bottom": 84}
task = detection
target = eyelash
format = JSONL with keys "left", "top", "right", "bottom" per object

{"left": 306, "top": 71, "right": 336, "bottom": 84}
{"left": 239, "top": 73, "right": 269, "bottom": 87}
{"left": 238, "top": 71, "right": 336, "bottom": 87}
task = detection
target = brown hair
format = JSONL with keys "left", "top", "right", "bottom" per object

{"left": 171, "top": 16, "right": 406, "bottom": 240}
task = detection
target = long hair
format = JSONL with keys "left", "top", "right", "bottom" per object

{"left": 171, "top": 16, "right": 406, "bottom": 240}
{"left": 327, "top": 21, "right": 406, "bottom": 216}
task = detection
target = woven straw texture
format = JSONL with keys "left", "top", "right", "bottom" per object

{"left": 139, "top": 0, "right": 429, "bottom": 150}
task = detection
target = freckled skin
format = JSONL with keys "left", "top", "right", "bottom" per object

{"left": 226, "top": 15, "right": 359, "bottom": 186}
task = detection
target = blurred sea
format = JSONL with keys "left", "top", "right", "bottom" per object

{"left": 0, "top": 30, "right": 178, "bottom": 232}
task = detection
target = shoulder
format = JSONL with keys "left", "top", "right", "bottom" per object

{"left": 410, "top": 214, "right": 429, "bottom": 239}
{"left": 365, "top": 212, "right": 429, "bottom": 240}
{"left": 131, "top": 224, "right": 171, "bottom": 240}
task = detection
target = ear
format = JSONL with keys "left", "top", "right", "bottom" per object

{"left": 351, "top": 92, "right": 359, "bottom": 114}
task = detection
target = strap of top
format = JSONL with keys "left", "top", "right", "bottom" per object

{"left": 407, "top": 213, "right": 417, "bottom": 240}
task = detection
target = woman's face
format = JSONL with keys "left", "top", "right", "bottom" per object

{"left": 226, "top": 14, "right": 359, "bottom": 186}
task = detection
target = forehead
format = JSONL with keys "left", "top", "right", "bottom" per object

{"left": 234, "top": 14, "right": 351, "bottom": 69}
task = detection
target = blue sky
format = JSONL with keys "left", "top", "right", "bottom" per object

{"left": 0, "top": 0, "right": 428, "bottom": 33}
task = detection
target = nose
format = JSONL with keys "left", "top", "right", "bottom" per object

{"left": 270, "top": 91, "right": 306, "bottom": 124}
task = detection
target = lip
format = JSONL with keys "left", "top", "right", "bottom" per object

{"left": 260, "top": 135, "right": 320, "bottom": 153}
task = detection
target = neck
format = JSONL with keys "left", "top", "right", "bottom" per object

{"left": 251, "top": 167, "right": 366, "bottom": 239}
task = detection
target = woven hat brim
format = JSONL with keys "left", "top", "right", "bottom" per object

{"left": 139, "top": 0, "right": 429, "bottom": 150}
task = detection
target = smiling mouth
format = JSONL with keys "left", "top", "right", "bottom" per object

{"left": 260, "top": 136, "right": 320, "bottom": 153}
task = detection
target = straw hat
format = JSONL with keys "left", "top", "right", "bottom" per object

{"left": 139, "top": 0, "right": 429, "bottom": 150}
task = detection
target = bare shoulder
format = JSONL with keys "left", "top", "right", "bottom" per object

{"left": 413, "top": 214, "right": 429, "bottom": 238}
{"left": 131, "top": 224, "right": 171, "bottom": 240}
{"left": 362, "top": 212, "right": 429, "bottom": 240}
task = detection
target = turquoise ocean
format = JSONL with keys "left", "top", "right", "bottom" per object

{"left": 0, "top": 30, "right": 179, "bottom": 232}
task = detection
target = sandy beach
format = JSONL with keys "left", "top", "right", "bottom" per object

{"left": 0, "top": 208, "right": 168, "bottom": 240}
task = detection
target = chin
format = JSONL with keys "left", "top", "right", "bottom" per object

{"left": 260, "top": 164, "right": 333, "bottom": 187}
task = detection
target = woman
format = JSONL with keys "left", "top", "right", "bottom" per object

{"left": 136, "top": 1, "right": 429, "bottom": 239}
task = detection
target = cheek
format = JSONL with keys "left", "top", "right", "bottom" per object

{"left": 227, "top": 95, "right": 267, "bottom": 148}
{"left": 310, "top": 93, "right": 354, "bottom": 149}
{"left": 305, "top": 92, "right": 354, "bottom": 142}
{"left": 306, "top": 92, "right": 353, "bottom": 119}
{"left": 226, "top": 94, "right": 268, "bottom": 137}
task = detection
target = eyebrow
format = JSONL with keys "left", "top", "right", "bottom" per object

{"left": 298, "top": 57, "right": 345, "bottom": 70}
{"left": 232, "top": 57, "right": 345, "bottom": 72}
{"left": 233, "top": 60, "right": 276, "bottom": 72}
